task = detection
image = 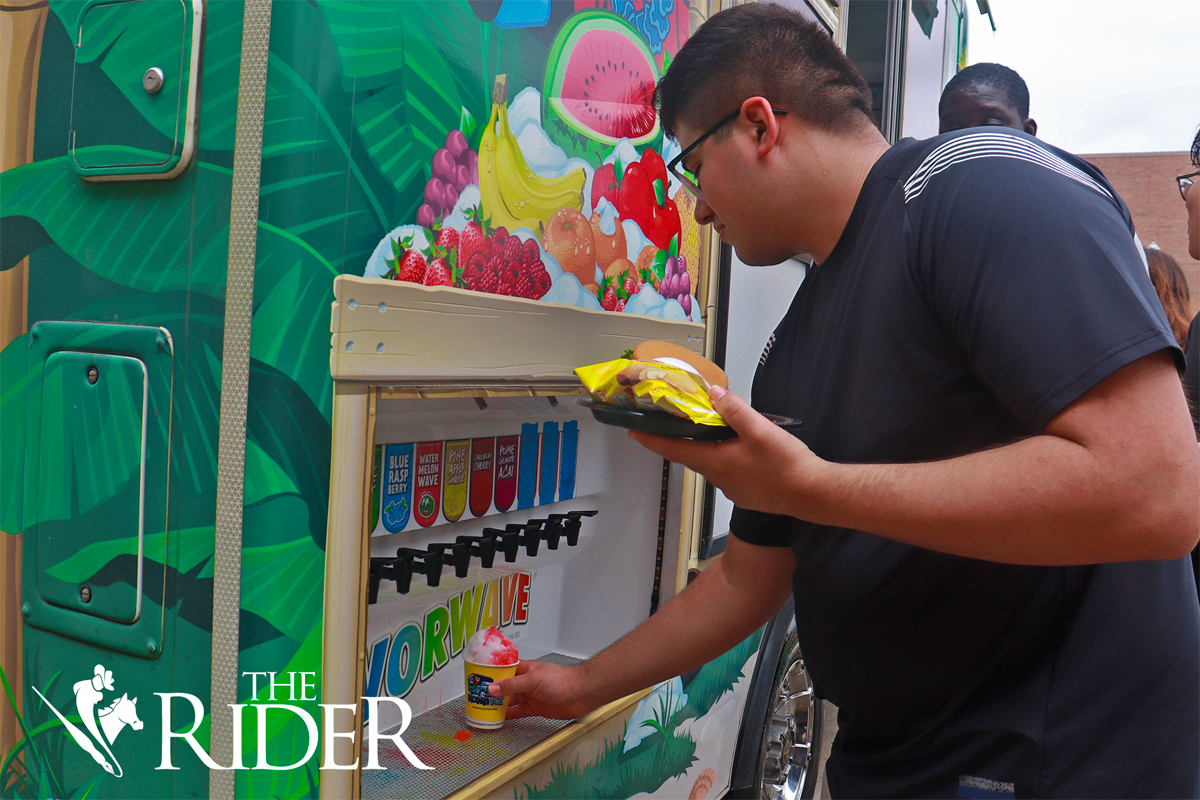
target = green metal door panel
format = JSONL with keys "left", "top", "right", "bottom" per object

{"left": 22, "top": 322, "right": 171, "bottom": 658}
{"left": 69, "top": 0, "right": 202, "bottom": 178}
{"left": 36, "top": 351, "right": 147, "bottom": 623}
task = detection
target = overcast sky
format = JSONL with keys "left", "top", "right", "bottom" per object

{"left": 966, "top": 0, "right": 1199, "bottom": 155}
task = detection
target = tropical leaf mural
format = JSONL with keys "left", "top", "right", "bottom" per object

{"left": 0, "top": 156, "right": 233, "bottom": 296}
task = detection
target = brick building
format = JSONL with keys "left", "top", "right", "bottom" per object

{"left": 1083, "top": 151, "right": 1199, "bottom": 299}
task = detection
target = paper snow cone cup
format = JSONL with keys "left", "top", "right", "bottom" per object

{"left": 463, "top": 659, "right": 518, "bottom": 729}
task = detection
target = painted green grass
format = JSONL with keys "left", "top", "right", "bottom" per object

{"left": 515, "top": 629, "right": 764, "bottom": 800}
{"left": 1, "top": 662, "right": 103, "bottom": 800}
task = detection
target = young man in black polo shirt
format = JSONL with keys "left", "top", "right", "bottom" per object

{"left": 490, "top": 6, "right": 1200, "bottom": 797}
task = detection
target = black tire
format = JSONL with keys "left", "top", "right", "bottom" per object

{"left": 727, "top": 602, "right": 823, "bottom": 800}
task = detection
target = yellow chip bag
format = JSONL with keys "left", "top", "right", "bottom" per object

{"left": 574, "top": 358, "right": 726, "bottom": 426}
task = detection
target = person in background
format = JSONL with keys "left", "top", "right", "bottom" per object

{"left": 938, "top": 62, "right": 1037, "bottom": 135}
{"left": 1179, "top": 127, "right": 1200, "bottom": 593}
{"left": 1182, "top": 128, "right": 1200, "bottom": 438}
{"left": 1146, "top": 245, "right": 1193, "bottom": 347}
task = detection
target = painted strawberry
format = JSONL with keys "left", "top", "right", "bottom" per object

{"left": 601, "top": 285, "right": 618, "bottom": 311}
{"left": 614, "top": 298, "right": 626, "bottom": 313}
{"left": 622, "top": 273, "right": 638, "bottom": 298}
{"left": 396, "top": 249, "right": 427, "bottom": 283}
{"left": 436, "top": 226, "right": 459, "bottom": 253}
{"left": 423, "top": 258, "right": 453, "bottom": 286}
{"left": 459, "top": 213, "right": 490, "bottom": 268}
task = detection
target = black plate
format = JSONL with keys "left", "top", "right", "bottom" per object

{"left": 580, "top": 401, "right": 803, "bottom": 441}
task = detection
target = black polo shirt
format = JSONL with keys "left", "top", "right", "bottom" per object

{"left": 732, "top": 129, "right": 1200, "bottom": 798}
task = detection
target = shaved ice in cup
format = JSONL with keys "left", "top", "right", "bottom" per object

{"left": 463, "top": 627, "right": 519, "bottom": 729}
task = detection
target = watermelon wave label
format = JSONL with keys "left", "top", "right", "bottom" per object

{"left": 414, "top": 441, "right": 444, "bottom": 527}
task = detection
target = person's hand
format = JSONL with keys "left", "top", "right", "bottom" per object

{"left": 487, "top": 660, "right": 595, "bottom": 720}
{"left": 629, "top": 386, "right": 827, "bottom": 519}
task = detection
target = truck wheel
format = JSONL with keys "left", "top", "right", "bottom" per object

{"left": 755, "top": 627, "right": 822, "bottom": 800}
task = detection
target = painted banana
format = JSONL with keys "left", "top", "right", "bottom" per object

{"left": 479, "top": 75, "right": 585, "bottom": 234}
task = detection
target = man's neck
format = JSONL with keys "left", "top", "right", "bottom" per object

{"left": 799, "top": 125, "right": 891, "bottom": 264}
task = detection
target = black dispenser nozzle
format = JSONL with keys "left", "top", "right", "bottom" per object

{"left": 428, "top": 541, "right": 471, "bottom": 579}
{"left": 483, "top": 527, "right": 522, "bottom": 563}
{"left": 394, "top": 547, "right": 444, "bottom": 591}
{"left": 506, "top": 521, "right": 544, "bottom": 557}
{"left": 456, "top": 534, "right": 498, "bottom": 569}
{"left": 526, "top": 518, "right": 564, "bottom": 549}
{"left": 550, "top": 509, "right": 598, "bottom": 546}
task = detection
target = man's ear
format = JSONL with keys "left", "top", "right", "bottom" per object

{"left": 1024, "top": 117, "right": 1038, "bottom": 136}
{"left": 741, "top": 96, "right": 780, "bottom": 157}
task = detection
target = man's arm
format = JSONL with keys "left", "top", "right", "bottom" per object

{"left": 489, "top": 536, "right": 795, "bottom": 718}
{"left": 633, "top": 350, "right": 1199, "bottom": 566}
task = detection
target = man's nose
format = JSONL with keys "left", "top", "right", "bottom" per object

{"left": 693, "top": 196, "right": 714, "bottom": 225}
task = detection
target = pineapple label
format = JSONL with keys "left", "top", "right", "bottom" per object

{"left": 494, "top": 435, "right": 519, "bottom": 512}
{"left": 443, "top": 440, "right": 469, "bottom": 522}
{"left": 414, "top": 441, "right": 443, "bottom": 527}
{"left": 382, "top": 443, "right": 414, "bottom": 533}
{"left": 469, "top": 438, "right": 496, "bottom": 517}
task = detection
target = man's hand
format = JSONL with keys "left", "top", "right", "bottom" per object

{"left": 630, "top": 386, "right": 825, "bottom": 517}
{"left": 485, "top": 538, "right": 795, "bottom": 720}
{"left": 487, "top": 660, "right": 593, "bottom": 721}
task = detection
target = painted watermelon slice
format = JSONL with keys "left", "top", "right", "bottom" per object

{"left": 543, "top": 10, "right": 661, "bottom": 147}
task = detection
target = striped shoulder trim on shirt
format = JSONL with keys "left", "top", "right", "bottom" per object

{"left": 903, "top": 132, "right": 1114, "bottom": 204}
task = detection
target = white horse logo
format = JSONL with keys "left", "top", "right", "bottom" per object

{"left": 32, "top": 664, "right": 143, "bottom": 777}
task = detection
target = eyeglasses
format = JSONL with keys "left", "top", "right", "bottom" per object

{"left": 1178, "top": 170, "right": 1199, "bottom": 201}
{"left": 668, "top": 107, "right": 788, "bottom": 200}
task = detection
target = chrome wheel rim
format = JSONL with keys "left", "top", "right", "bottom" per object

{"left": 759, "top": 638, "right": 817, "bottom": 800}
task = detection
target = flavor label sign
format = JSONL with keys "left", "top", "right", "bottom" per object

{"left": 443, "top": 440, "right": 469, "bottom": 522}
{"left": 469, "top": 438, "right": 495, "bottom": 517}
{"left": 371, "top": 423, "right": 585, "bottom": 535}
{"left": 414, "top": 441, "right": 443, "bottom": 527}
{"left": 382, "top": 443, "right": 414, "bottom": 533}
{"left": 494, "top": 435, "right": 519, "bottom": 512}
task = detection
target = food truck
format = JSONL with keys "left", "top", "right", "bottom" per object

{"left": 0, "top": 1, "right": 967, "bottom": 798}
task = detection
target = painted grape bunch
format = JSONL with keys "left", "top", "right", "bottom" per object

{"left": 661, "top": 254, "right": 691, "bottom": 316}
{"left": 418, "top": 130, "right": 479, "bottom": 228}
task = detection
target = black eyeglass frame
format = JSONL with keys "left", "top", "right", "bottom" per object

{"left": 1177, "top": 170, "right": 1200, "bottom": 201}
{"left": 667, "top": 107, "right": 788, "bottom": 199}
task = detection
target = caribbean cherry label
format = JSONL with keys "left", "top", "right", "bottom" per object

{"left": 381, "top": 443, "right": 413, "bottom": 533}
{"left": 414, "top": 441, "right": 443, "bottom": 527}
{"left": 469, "top": 438, "right": 495, "bottom": 517}
{"left": 494, "top": 435, "right": 519, "bottom": 512}
{"left": 443, "top": 440, "right": 469, "bottom": 522}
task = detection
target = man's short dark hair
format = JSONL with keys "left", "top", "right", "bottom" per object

{"left": 1191, "top": 126, "right": 1199, "bottom": 168}
{"left": 655, "top": 3, "right": 874, "bottom": 141}
{"left": 940, "top": 62, "right": 1031, "bottom": 120}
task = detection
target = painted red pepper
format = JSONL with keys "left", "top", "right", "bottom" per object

{"left": 617, "top": 150, "right": 681, "bottom": 251}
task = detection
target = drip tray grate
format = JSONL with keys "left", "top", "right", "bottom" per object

{"left": 361, "top": 653, "right": 582, "bottom": 799}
